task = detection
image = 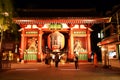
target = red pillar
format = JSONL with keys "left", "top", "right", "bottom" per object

{"left": 19, "top": 24, "right": 27, "bottom": 60}
{"left": 67, "top": 23, "right": 74, "bottom": 59}
{"left": 86, "top": 27, "right": 91, "bottom": 59}
{"left": 37, "top": 24, "right": 44, "bottom": 61}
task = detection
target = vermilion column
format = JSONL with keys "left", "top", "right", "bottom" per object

{"left": 86, "top": 27, "right": 91, "bottom": 59}
{"left": 68, "top": 23, "right": 74, "bottom": 59}
{"left": 37, "top": 24, "right": 43, "bottom": 61}
{"left": 19, "top": 24, "right": 26, "bottom": 60}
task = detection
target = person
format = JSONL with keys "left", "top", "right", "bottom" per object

{"left": 54, "top": 53, "right": 60, "bottom": 68}
{"left": 93, "top": 52, "right": 98, "bottom": 67}
{"left": 45, "top": 53, "right": 52, "bottom": 67}
{"left": 74, "top": 54, "right": 79, "bottom": 69}
{"left": 91, "top": 52, "right": 94, "bottom": 62}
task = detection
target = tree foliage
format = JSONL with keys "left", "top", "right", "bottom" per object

{"left": 0, "top": 0, "right": 20, "bottom": 41}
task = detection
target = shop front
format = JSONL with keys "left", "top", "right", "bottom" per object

{"left": 98, "top": 35, "right": 120, "bottom": 68}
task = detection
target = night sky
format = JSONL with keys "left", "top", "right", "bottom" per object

{"left": 12, "top": 0, "right": 120, "bottom": 17}
{"left": 13, "top": 0, "right": 119, "bottom": 10}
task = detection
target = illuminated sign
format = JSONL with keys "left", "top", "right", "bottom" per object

{"left": 26, "top": 31, "right": 38, "bottom": 34}
{"left": 49, "top": 23, "right": 62, "bottom": 30}
{"left": 73, "top": 31, "right": 86, "bottom": 36}
{"left": 73, "top": 31, "right": 86, "bottom": 34}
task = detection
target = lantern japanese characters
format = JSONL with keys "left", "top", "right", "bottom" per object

{"left": 48, "top": 31, "right": 65, "bottom": 52}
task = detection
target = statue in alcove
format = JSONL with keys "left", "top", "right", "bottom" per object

{"left": 27, "top": 37, "right": 38, "bottom": 52}
{"left": 74, "top": 40, "right": 85, "bottom": 53}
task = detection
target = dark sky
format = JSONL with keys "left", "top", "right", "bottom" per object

{"left": 12, "top": 0, "right": 120, "bottom": 17}
{"left": 13, "top": 0, "right": 120, "bottom": 10}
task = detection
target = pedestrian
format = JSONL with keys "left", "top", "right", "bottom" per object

{"left": 54, "top": 53, "right": 60, "bottom": 68}
{"left": 74, "top": 53, "right": 79, "bottom": 69}
{"left": 90, "top": 52, "right": 94, "bottom": 62}
{"left": 93, "top": 52, "right": 98, "bottom": 67}
{"left": 45, "top": 54, "right": 48, "bottom": 64}
{"left": 45, "top": 53, "right": 52, "bottom": 67}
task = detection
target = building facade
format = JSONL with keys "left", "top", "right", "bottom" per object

{"left": 97, "top": 8, "right": 120, "bottom": 68}
{"left": 13, "top": 17, "right": 110, "bottom": 63}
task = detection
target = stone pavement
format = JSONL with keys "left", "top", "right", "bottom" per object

{"left": 10, "top": 62, "right": 120, "bottom": 72}
{"left": 0, "top": 62, "right": 120, "bottom": 80}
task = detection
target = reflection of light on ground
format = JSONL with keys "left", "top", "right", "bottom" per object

{"left": 60, "top": 69, "right": 80, "bottom": 70}
{"left": 15, "top": 68, "right": 39, "bottom": 71}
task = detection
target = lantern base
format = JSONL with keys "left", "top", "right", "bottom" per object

{"left": 53, "top": 49, "right": 60, "bottom": 52}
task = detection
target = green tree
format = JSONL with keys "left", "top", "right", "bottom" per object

{"left": 0, "top": 0, "right": 20, "bottom": 42}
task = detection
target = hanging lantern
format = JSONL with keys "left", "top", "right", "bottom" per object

{"left": 48, "top": 31, "right": 65, "bottom": 52}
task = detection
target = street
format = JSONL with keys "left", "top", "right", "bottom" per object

{"left": 0, "top": 62, "right": 120, "bottom": 80}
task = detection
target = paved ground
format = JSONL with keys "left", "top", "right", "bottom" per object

{"left": 0, "top": 62, "right": 120, "bottom": 80}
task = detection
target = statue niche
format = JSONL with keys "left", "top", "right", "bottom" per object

{"left": 27, "top": 37, "right": 38, "bottom": 52}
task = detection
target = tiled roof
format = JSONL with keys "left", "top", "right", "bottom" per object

{"left": 13, "top": 17, "right": 110, "bottom": 24}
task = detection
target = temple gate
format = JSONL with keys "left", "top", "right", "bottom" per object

{"left": 13, "top": 17, "right": 110, "bottom": 63}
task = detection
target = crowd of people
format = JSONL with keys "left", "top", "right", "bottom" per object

{"left": 44, "top": 53, "right": 79, "bottom": 69}
{"left": 44, "top": 52, "right": 98, "bottom": 69}
{"left": 45, "top": 53, "right": 60, "bottom": 68}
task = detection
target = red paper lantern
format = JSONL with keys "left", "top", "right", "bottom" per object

{"left": 48, "top": 31, "right": 65, "bottom": 52}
